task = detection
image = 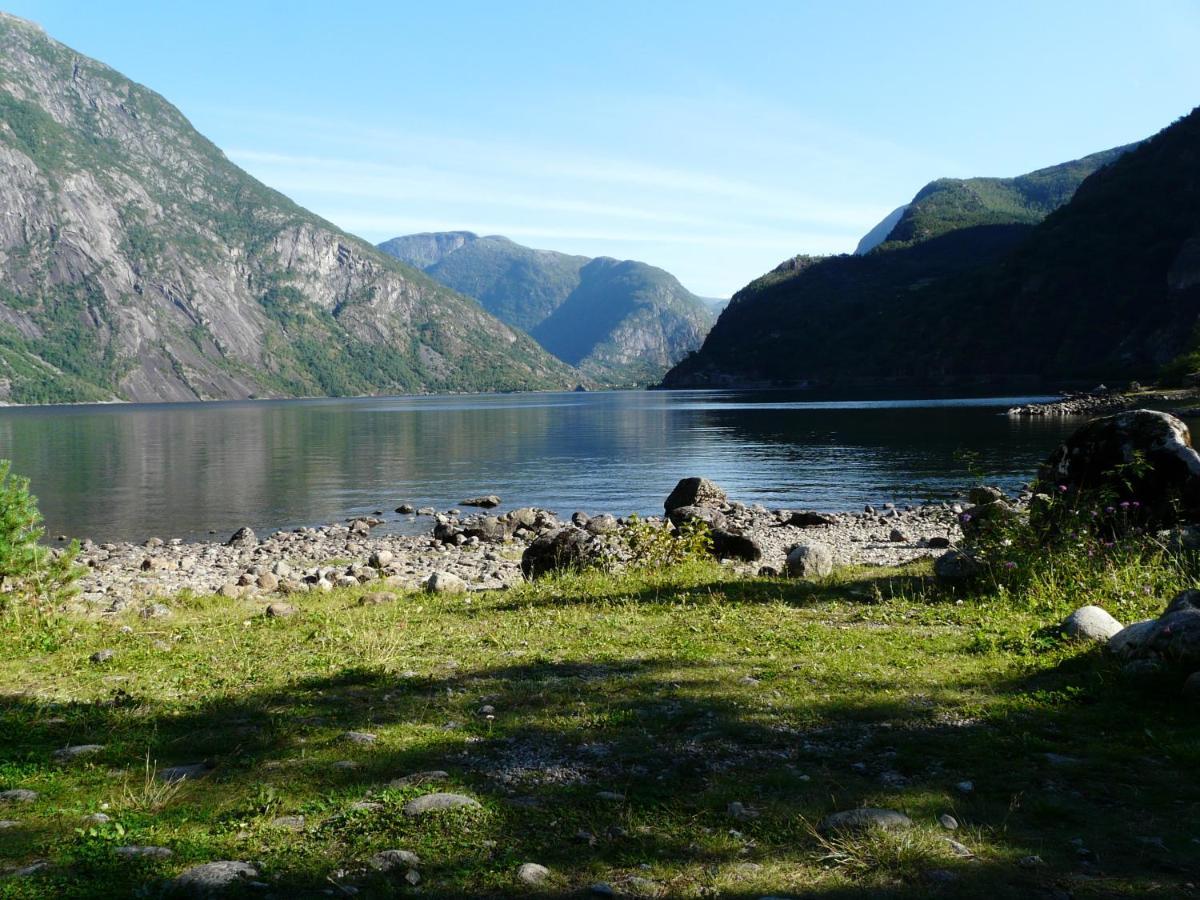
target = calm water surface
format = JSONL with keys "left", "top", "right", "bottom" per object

{"left": 0, "top": 390, "right": 1154, "bottom": 543}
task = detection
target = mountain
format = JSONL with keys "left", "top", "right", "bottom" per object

{"left": 855, "top": 205, "right": 908, "bottom": 254}
{"left": 0, "top": 14, "right": 574, "bottom": 404}
{"left": 661, "top": 128, "right": 1178, "bottom": 389}
{"left": 379, "top": 232, "right": 715, "bottom": 385}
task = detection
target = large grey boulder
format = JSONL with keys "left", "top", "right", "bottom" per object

{"left": 786, "top": 543, "right": 833, "bottom": 578}
{"left": 225, "top": 527, "right": 257, "bottom": 548}
{"left": 520, "top": 527, "right": 594, "bottom": 579}
{"left": 463, "top": 516, "right": 511, "bottom": 543}
{"left": 425, "top": 572, "right": 467, "bottom": 594}
{"left": 1037, "top": 410, "right": 1200, "bottom": 526}
{"left": 1107, "top": 589, "right": 1200, "bottom": 668}
{"left": 1060, "top": 605, "right": 1124, "bottom": 642}
{"left": 665, "top": 477, "right": 728, "bottom": 515}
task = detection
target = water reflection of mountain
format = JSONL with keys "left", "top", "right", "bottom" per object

{"left": 0, "top": 392, "right": 1154, "bottom": 543}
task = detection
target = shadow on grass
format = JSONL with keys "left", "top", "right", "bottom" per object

{"left": 1, "top": 577, "right": 1198, "bottom": 897}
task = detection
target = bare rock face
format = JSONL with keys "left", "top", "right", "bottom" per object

{"left": 1037, "top": 410, "right": 1200, "bottom": 526}
{"left": 665, "top": 478, "right": 728, "bottom": 515}
{"left": 0, "top": 16, "right": 574, "bottom": 404}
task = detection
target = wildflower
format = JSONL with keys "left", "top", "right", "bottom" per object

{"left": 1003, "top": 561, "right": 1017, "bottom": 570}
{"left": 960, "top": 513, "right": 972, "bottom": 523}
{"left": 1058, "top": 484, "right": 1069, "bottom": 493}
{"left": 1131, "top": 500, "right": 1141, "bottom": 508}
{"left": 1105, "top": 506, "right": 1115, "bottom": 514}
{"left": 1119, "top": 501, "right": 1130, "bottom": 509}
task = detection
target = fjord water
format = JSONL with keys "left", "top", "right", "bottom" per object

{"left": 0, "top": 391, "right": 1117, "bottom": 544}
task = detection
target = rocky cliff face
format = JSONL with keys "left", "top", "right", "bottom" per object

{"left": 379, "top": 233, "right": 715, "bottom": 386}
{"left": 0, "top": 14, "right": 574, "bottom": 403}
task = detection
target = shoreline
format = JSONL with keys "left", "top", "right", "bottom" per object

{"left": 69, "top": 497, "right": 969, "bottom": 614}
{"left": 1008, "top": 387, "right": 1200, "bottom": 417}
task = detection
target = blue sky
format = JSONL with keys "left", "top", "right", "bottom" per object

{"left": 5, "top": 1, "right": 1200, "bottom": 296}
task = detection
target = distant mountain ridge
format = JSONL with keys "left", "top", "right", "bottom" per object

{"left": 379, "top": 232, "right": 715, "bottom": 385}
{"left": 0, "top": 14, "right": 573, "bottom": 404}
{"left": 662, "top": 121, "right": 1195, "bottom": 389}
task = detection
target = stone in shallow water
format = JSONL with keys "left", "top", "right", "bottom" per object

{"left": 818, "top": 807, "right": 912, "bottom": 833}
{"left": 171, "top": 860, "right": 259, "bottom": 895}
{"left": 403, "top": 792, "right": 481, "bottom": 816}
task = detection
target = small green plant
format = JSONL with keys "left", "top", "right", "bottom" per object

{"left": 618, "top": 514, "right": 713, "bottom": 569}
{"left": 118, "top": 752, "right": 188, "bottom": 812}
{"left": 0, "top": 458, "right": 81, "bottom": 619}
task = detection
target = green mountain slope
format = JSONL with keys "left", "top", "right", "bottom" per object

{"left": 662, "top": 129, "right": 1173, "bottom": 389}
{"left": 379, "top": 233, "right": 715, "bottom": 386}
{"left": 0, "top": 14, "right": 574, "bottom": 403}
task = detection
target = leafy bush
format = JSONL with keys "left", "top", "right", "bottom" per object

{"left": 0, "top": 459, "right": 80, "bottom": 616}
{"left": 618, "top": 514, "right": 713, "bottom": 569}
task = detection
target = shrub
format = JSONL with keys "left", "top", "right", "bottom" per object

{"left": 0, "top": 459, "right": 81, "bottom": 617}
{"left": 618, "top": 514, "right": 713, "bottom": 569}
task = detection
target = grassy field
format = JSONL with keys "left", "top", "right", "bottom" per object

{"left": 0, "top": 558, "right": 1198, "bottom": 898}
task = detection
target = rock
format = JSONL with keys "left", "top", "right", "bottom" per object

{"left": 52, "top": 744, "right": 104, "bottom": 763}
{"left": 256, "top": 572, "right": 279, "bottom": 592}
{"left": 396, "top": 504, "right": 416, "bottom": 514}
{"left": 595, "top": 791, "right": 625, "bottom": 802}
{"left": 888, "top": 528, "right": 908, "bottom": 543}
{"left": 584, "top": 513, "right": 619, "bottom": 535}
{"left": 225, "top": 527, "right": 257, "bottom": 548}
{"left": 1038, "top": 410, "right": 1200, "bottom": 526}
{"left": 927, "top": 536, "right": 952, "bottom": 549}
{"left": 388, "top": 770, "right": 450, "bottom": 788}
{"left": 955, "top": 780, "right": 974, "bottom": 794}
{"left": 265, "top": 602, "right": 296, "bottom": 618}
{"left": 819, "top": 807, "right": 912, "bottom": 833}
{"left": 115, "top": 845, "right": 173, "bottom": 859}
{"left": 82, "top": 813, "right": 110, "bottom": 824}
{"left": 90, "top": 649, "right": 114, "bottom": 664}
{"left": 520, "top": 527, "right": 594, "bottom": 579}
{"left": 934, "top": 550, "right": 982, "bottom": 581}
{"left": 506, "top": 507, "right": 539, "bottom": 529}
{"left": 461, "top": 495, "right": 501, "bottom": 508}
{"left": 158, "top": 762, "right": 210, "bottom": 783}
{"left": 425, "top": 571, "right": 467, "bottom": 594}
{"left": 516, "top": 863, "right": 550, "bottom": 885}
{"left": 171, "top": 860, "right": 259, "bottom": 895}
{"left": 343, "top": 731, "right": 377, "bottom": 745}
{"left": 667, "top": 504, "right": 727, "bottom": 531}
{"left": 1183, "top": 672, "right": 1200, "bottom": 701}
{"left": 369, "top": 549, "right": 394, "bottom": 568}
{"left": 0, "top": 789, "right": 37, "bottom": 804}
{"left": 217, "top": 582, "right": 242, "bottom": 599}
{"left": 711, "top": 529, "right": 764, "bottom": 562}
{"left": 403, "top": 792, "right": 481, "bottom": 816}
{"left": 1061, "top": 605, "right": 1123, "bottom": 642}
{"left": 369, "top": 849, "right": 422, "bottom": 871}
{"left": 1107, "top": 590, "right": 1200, "bottom": 668}
{"left": 664, "top": 477, "right": 728, "bottom": 515}
{"left": 786, "top": 543, "right": 833, "bottom": 578}
{"left": 11, "top": 860, "right": 51, "bottom": 877}
{"left": 139, "top": 603, "right": 172, "bottom": 619}
{"left": 269, "top": 815, "right": 305, "bottom": 831}
{"left": 463, "top": 516, "right": 511, "bottom": 543}
{"left": 967, "top": 486, "right": 1006, "bottom": 506}
{"left": 589, "top": 884, "right": 615, "bottom": 897}
{"left": 786, "top": 510, "right": 838, "bottom": 527}
{"left": 938, "top": 813, "right": 959, "bottom": 830}
{"left": 359, "top": 591, "right": 396, "bottom": 606}
{"left": 0, "top": 820, "right": 20, "bottom": 829}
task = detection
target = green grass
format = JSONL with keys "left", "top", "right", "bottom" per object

{"left": 0, "top": 560, "right": 1197, "bottom": 897}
